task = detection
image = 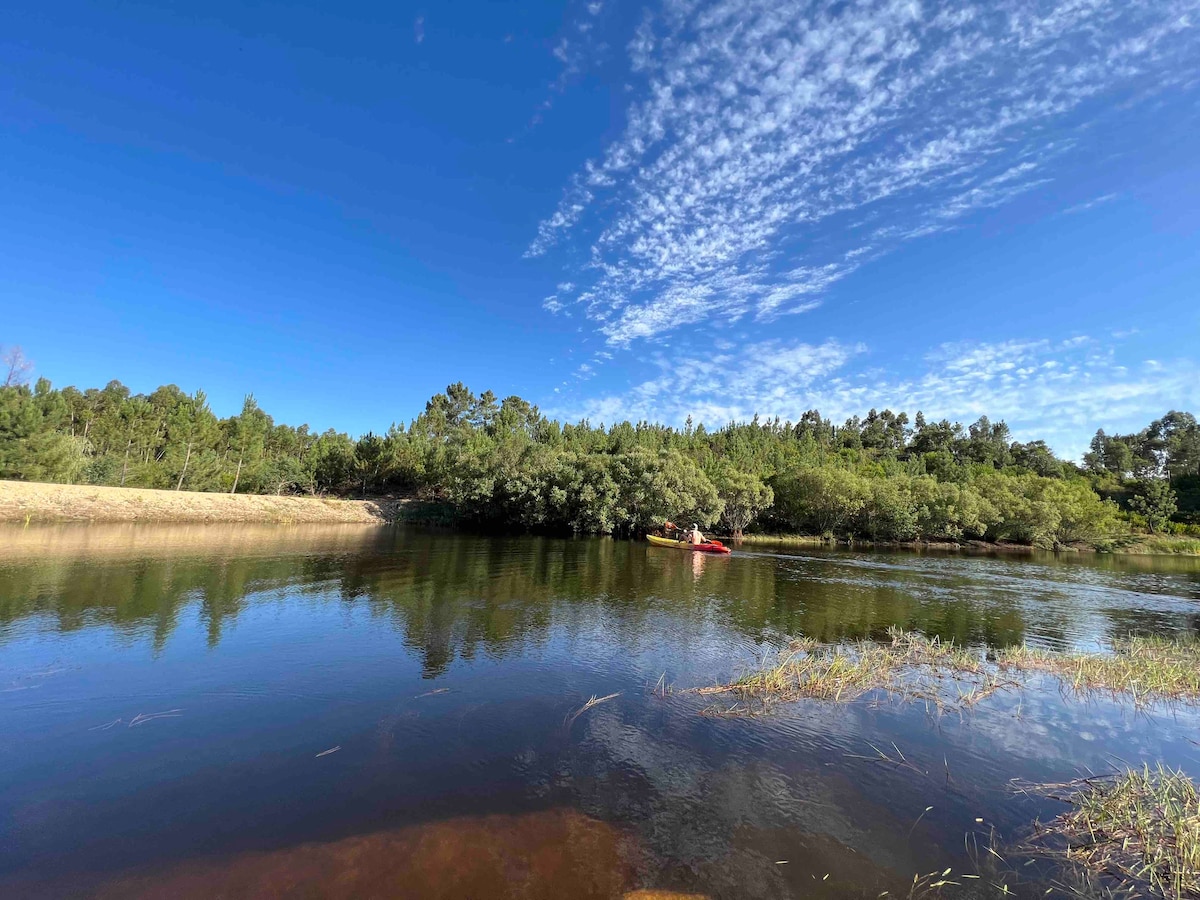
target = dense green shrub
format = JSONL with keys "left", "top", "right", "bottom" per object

{"left": 1, "top": 369, "right": 1192, "bottom": 547}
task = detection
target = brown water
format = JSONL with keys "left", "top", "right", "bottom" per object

{"left": 1, "top": 525, "right": 1198, "bottom": 898}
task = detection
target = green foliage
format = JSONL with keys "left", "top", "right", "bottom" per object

{"left": 973, "top": 473, "right": 1119, "bottom": 548}
{"left": 772, "top": 467, "right": 868, "bottom": 537}
{"left": 1085, "top": 412, "right": 1200, "bottom": 484}
{"left": 861, "top": 477, "right": 920, "bottom": 541}
{"left": 0, "top": 366, "right": 1188, "bottom": 547}
{"left": 443, "top": 444, "right": 720, "bottom": 535}
{"left": 712, "top": 467, "right": 773, "bottom": 538}
{"left": 1130, "top": 479, "right": 1178, "bottom": 534}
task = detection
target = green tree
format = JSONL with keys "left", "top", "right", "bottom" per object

{"left": 1009, "top": 440, "right": 1064, "bottom": 478}
{"left": 713, "top": 468, "right": 773, "bottom": 540}
{"left": 1129, "top": 479, "right": 1177, "bottom": 533}
{"left": 227, "top": 395, "right": 271, "bottom": 494}
{"left": 773, "top": 468, "right": 868, "bottom": 537}
{"left": 860, "top": 477, "right": 919, "bottom": 541}
{"left": 166, "top": 391, "right": 218, "bottom": 491}
{"left": 305, "top": 431, "right": 356, "bottom": 494}
{"left": 118, "top": 397, "right": 157, "bottom": 487}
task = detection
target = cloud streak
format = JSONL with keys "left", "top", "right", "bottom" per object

{"left": 531, "top": 0, "right": 1200, "bottom": 346}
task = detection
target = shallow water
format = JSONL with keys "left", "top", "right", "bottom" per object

{"left": 1, "top": 525, "right": 1198, "bottom": 898}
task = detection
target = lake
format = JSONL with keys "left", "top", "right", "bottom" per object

{"left": 2, "top": 525, "right": 1198, "bottom": 898}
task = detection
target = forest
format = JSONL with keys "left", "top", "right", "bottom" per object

{"left": 2, "top": 347, "right": 1198, "bottom": 548}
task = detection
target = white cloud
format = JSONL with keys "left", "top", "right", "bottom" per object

{"left": 1063, "top": 192, "right": 1119, "bottom": 214}
{"left": 529, "top": 0, "right": 1200, "bottom": 346}
{"left": 557, "top": 335, "right": 1199, "bottom": 459}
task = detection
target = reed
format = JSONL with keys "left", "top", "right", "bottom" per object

{"left": 699, "top": 630, "right": 1200, "bottom": 715}
{"left": 1023, "top": 766, "right": 1200, "bottom": 899}
{"left": 999, "top": 636, "right": 1200, "bottom": 704}
{"left": 1119, "top": 535, "right": 1200, "bottom": 556}
{"left": 565, "top": 692, "right": 621, "bottom": 730}
{"left": 734, "top": 534, "right": 828, "bottom": 546}
{"left": 698, "top": 628, "right": 1009, "bottom": 714}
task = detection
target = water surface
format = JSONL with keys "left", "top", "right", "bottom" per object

{"left": 2, "top": 525, "right": 1198, "bottom": 898}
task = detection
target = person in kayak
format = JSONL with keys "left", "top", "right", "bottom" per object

{"left": 688, "top": 524, "right": 705, "bottom": 544}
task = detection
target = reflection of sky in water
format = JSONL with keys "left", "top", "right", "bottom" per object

{"left": 559, "top": 678, "right": 1200, "bottom": 897}
{"left": 1, "top": 528, "right": 1199, "bottom": 898}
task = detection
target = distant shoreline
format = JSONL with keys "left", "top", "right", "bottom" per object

{"left": 0, "top": 479, "right": 406, "bottom": 525}
{"left": 3, "top": 479, "right": 1196, "bottom": 557}
{"left": 733, "top": 532, "right": 1200, "bottom": 557}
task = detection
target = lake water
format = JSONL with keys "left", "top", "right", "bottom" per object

{"left": 1, "top": 525, "right": 1198, "bottom": 898}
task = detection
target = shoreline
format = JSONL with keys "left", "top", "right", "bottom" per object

{"left": 732, "top": 532, "right": 1200, "bottom": 557}
{"left": 0, "top": 479, "right": 406, "bottom": 525}
{"left": 3, "top": 480, "right": 1196, "bottom": 556}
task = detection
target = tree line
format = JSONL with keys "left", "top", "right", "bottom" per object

{"left": 1, "top": 347, "right": 1197, "bottom": 547}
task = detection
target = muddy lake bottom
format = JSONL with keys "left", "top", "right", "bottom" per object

{"left": 2, "top": 525, "right": 1199, "bottom": 898}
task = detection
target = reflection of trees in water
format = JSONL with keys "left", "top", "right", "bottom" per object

{"left": 0, "top": 550, "right": 362, "bottom": 651}
{"left": 6, "top": 531, "right": 1193, "bottom": 670}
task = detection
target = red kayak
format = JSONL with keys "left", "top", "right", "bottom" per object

{"left": 646, "top": 535, "right": 731, "bottom": 554}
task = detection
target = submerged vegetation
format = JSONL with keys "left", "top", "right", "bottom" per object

{"left": 1023, "top": 766, "right": 1200, "bottom": 900}
{"left": 2, "top": 346, "right": 1199, "bottom": 547}
{"left": 701, "top": 631, "right": 1200, "bottom": 715}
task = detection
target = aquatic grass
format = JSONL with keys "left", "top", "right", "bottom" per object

{"left": 904, "top": 868, "right": 961, "bottom": 898}
{"left": 734, "top": 534, "right": 828, "bottom": 546}
{"left": 565, "top": 692, "right": 621, "bottom": 731}
{"left": 697, "top": 631, "right": 1200, "bottom": 716}
{"left": 1118, "top": 535, "right": 1200, "bottom": 557}
{"left": 698, "top": 628, "right": 1011, "bottom": 714}
{"left": 999, "top": 636, "right": 1200, "bottom": 704}
{"left": 1022, "top": 766, "right": 1200, "bottom": 899}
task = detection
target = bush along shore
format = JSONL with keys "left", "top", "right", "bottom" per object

{"left": 2, "top": 366, "right": 1199, "bottom": 549}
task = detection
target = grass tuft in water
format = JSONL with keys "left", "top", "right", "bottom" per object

{"left": 564, "top": 692, "right": 621, "bottom": 731}
{"left": 999, "top": 636, "right": 1200, "bottom": 704}
{"left": 1023, "top": 766, "right": 1200, "bottom": 899}
{"left": 699, "top": 631, "right": 1200, "bottom": 716}
{"left": 698, "top": 628, "right": 1010, "bottom": 714}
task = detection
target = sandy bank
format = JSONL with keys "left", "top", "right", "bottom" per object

{"left": 0, "top": 480, "right": 405, "bottom": 525}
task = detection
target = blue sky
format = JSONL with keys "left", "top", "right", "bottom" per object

{"left": 3, "top": 0, "right": 1199, "bottom": 458}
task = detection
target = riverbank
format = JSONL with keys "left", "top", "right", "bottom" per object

{"left": 735, "top": 532, "right": 1200, "bottom": 556}
{"left": 0, "top": 480, "right": 408, "bottom": 525}
{"left": 4, "top": 480, "right": 1197, "bottom": 556}
{"left": 1117, "top": 534, "right": 1200, "bottom": 555}
{"left": 734, "top": 532, "right": 1056, "bottom": 554}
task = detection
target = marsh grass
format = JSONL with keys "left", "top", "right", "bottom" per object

{"left": 999, "top": 636, "right": 1200, "bottom": 704}
{"left": 1118, "top": 535, "right": 1200, "bottom": 556}
{"left": 697, "top": 628, "right": 1012, "bottom": 715}
{"left": 1021, "top": 766, "right": 1200, "bottom": 899}
{"left": 698, "top": 631, "right": 1200, "bottom": 716}
{"left": 734, "top": 534, "right": 828, "bottom": 546}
